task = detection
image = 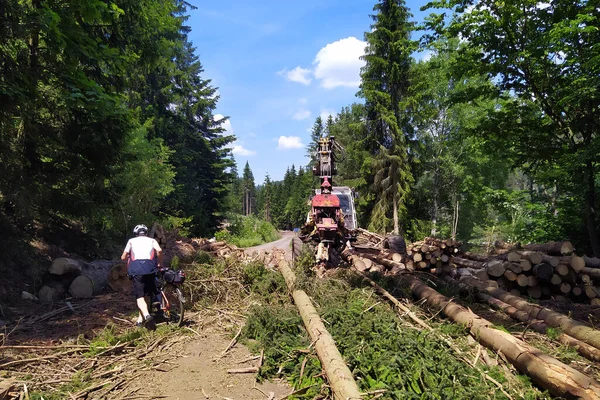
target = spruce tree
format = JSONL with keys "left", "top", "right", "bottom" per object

{"left": 358, "top": 0, "right": 416, "bottom": 234}
{"left": 307, "top": 117, "right": 324, "bottom": 167}
{"left": 242, "top": 162, "right": 256, "bottom": 216}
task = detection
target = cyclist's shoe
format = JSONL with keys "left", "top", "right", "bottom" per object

{"left": 136, "top": 320, "right": 143, "bottom": 328}
{"left": 144, "top": 314, "right": 156, "bottom": 331}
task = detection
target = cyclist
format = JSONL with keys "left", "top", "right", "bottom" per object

{"left": 121, "top": 224, "right": 163, "bottom": 330}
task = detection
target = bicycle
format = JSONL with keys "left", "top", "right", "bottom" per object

{"left": 152, "top": 267, "right": 186, "bottom": 326}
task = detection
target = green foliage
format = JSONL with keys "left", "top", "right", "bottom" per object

{"left": 242, "top": 261, "right": 286, "bottom": 298}
{"left": 170, "top": 255, "right": 180, "bottom": 270}
{"left": 195, "top": 250, "right": 213, "bottom": 264}
{"left": 216, "top": 214, "right": 280, "bottom": 248}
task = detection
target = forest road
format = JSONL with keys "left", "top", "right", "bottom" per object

{"left": 244, "top": 231, "right": 296, "bottom": 259}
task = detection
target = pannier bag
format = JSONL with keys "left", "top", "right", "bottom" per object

{"left": 163, "top": 269, "right": 185, "bottom": 284}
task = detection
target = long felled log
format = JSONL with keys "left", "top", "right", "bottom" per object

{"left": 477, "top": 293, "right": 600, "bottom": 362}
{"left": 462, "top": 276, "right": 600, "bottom": 351}
{"left": 277, "top": 260, "right": 362, "bottom": 400}
{"left": 69, "top": 261, "right": 116, "bottom": 298}
{"left": 401, "top": 274, "right": 600, "bottom": 399}
{"left": 451, "top": 257, "right": 484, "bottom": 269}
{"left": 523, "top": 241, "right": 574, "bottom": 255}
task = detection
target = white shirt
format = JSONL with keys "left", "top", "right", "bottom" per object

{"left": 124, "top": 236, "right": 162, "bottom": 261}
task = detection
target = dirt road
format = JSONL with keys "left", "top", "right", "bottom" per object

{"left": 244, "top": 231, "right": 296, "bottom": 259}
{"left": 142, "top": 234, "right": 299, "bottom": 399}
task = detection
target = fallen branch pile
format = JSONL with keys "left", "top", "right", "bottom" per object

{"left": 0, "top": 328, "right": 188, "bottom": 399}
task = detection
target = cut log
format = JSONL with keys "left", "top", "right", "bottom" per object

{"left": 551, "top": 274, "right": 562, "bottom": 285}
{"left": 506, "top": 262, "right": 522, "bottom": 274}
{"left": 507, "top": 252, "right": 521, "bottom": 262}
{"left": 461, "top": 277, "right": 600, "bottom": 351}
{"left": 522, "top": 251, "right": 543, "bottom": 265}
{"left": 516, "top": 274, "right": 529, "bottom": 287}
{"left": 583, "top": 256, "right": 600, "bottom": 269}
{"left": 477, "top": 293, "right": 600, "bottom": 362}
{"left": 555, "top": 264, "right": 570, "bottom": 276}
{"left": 504, "top": 270, "right": 518, "bottom": 282}
{"left": 49, "top": 258, "right": 83, "bottom": 276}
{"left": 533, "top": 263, "right": 554, "bottom": 281}
{"left": 402, "top": 274, "right": 600, "bottom": 399}
{"left": 38, "top": 280, "right": 66, "bottom": 302}
{"left": 412, "top": 253, "right": 422, "bottom": 262}
{"left": 277, "top": 260, "right": 362, "bottom": 400}
{"left": 560, "top": 283, "right": 571, "bottom": 294}
{"left": 391, "top": 253, "right": 403, "bottom": 263}
{"left": 572, "top": 286, "right": 583, "bottom": 297}
{"left": 462, "top": 252, "right": 489, "bottom": 262}
{"left": 585, "top": 286, "right": 599, "bottom": 299}
{"left": 486, "top": 260, "right": 506, "bottom": 277}
{"left": 523, "top": 241, "right": 574, "bottom": 255}
{"left": 582, "top": 267, "right": 600, "bottom": 280}
{"left": 68, "top": 261, "right": 114, "bottom": 298}
{"left": 353, "top": 258, "right": 368, "bottom": 272}
{"left": 527, "top": 276, "right": 538, "bottom": 287}
{"left": 570, "top": 256, "right": 586, "bottom": 272}
{"left": 520, "top": 259, "right": 532, "bottom": 272}
{"left": 451, "top": 257, "right": 484, "bottom": 269}
{"left": 541, "top": 255, "right": 559, "bottom": 267}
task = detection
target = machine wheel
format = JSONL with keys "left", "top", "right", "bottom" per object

{"left": 385, "top": 235, "right": 407, "bottom": 255}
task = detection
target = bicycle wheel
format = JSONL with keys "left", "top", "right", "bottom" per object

{"left": 161, "top": 283, "right": 185, "bottom": 326}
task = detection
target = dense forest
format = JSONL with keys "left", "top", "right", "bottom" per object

{"left": 1, "top": 0, "right": 234, "bottom": 267}
{"left": 1, "top": 0, "right": 598, "bottom": 280}
{"left": 232, "top": 0, "right": 599, "bottom": 256}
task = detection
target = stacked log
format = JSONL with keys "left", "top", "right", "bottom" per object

{"left": 458, "top": 242, "right": 600, "bottom": 305}
{"left": 37, "top": 258, "right": 117, "bottom": 301}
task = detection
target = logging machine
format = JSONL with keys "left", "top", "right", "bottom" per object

{"left": 300, "top": 136, "right": 359, "bottom": 265}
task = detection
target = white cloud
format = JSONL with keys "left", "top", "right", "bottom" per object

{"left": 277, "top": 136, "right": 304, "bottom": 150}
{"left": 214, "top": 114, "right": 233, "bottom": 135}
{"left": 293, "top": 109, "right": 312, "bottom": 120}
{"left": 232, "top": 144, "right": 256, "bottom": 156}
{"left": 313, "top": 37, "right": 366, "bottom": 89}
{"left": 278, "top": 66, "right": 312, "bottom": 85}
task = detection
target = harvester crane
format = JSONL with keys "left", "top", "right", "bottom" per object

{"left": 300, "top": 136, "right": 358, "bottom": 265}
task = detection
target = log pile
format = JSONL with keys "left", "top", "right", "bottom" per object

{"left": 456, "top": 241, "right": 600, "bottom": 305}
{"left": 37, "top": 258, "right": 117, "bottom": 301}
{"left": 352, "top": 236, "right": 461, "bottom": 275}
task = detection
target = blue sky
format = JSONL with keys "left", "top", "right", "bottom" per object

{"left": 186, "top": 0, "right": 432, "bottom": 181}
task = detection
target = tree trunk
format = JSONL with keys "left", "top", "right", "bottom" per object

{"left": 68, "top": 261, "right": 115, "bottom": 298}
{"left": 393, "top": 197, "right": 399, "bottom": 235}
{"left": 402, "top": 274, "right": 600, "bottom": 399}
{"left": 523, "top": 241, "right": 574, "bottom": 255}
{"left": 477, "top": 293, "right": 600, "bottom": 362}
{"left": 462, "top": 276, "right": 600, "bottom": 351}
{"left": 585, "top": 161, "right": 600, "bottom": 257}
{"left": 277, "top": 260, "right": 362, "bottom": 400}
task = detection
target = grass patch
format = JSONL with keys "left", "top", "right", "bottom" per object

{"left": 215, "top": 214, "right": 280, "bottom": 248}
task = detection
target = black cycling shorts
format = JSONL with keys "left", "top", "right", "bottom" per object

{"left": 131, "top": 274, "right": 159, "bottom": 299}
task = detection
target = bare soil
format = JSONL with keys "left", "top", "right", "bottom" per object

{"left": 144, "top": 325, "right": 291, "bottom": 400}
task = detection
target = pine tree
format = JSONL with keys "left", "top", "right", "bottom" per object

{"left": 262, "top": 174, "right": 273, "bottom": 222}
{"left": 325, "top": 114, "right": 335, "bottom": 137}
{"left": 307, "top": 117, "right": 324, "bottom": 167}
{"left": 358, "top": 0, "right": 416, "bottom": 234}
{"left": 242, "top": 162, "right": 256, "bottom": 216}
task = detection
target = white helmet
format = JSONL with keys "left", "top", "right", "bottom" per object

{"left": 133, "top": 224, "right": 148, "bottom": 235}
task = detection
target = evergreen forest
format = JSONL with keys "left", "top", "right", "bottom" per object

{"left": 1, "top": 0, "right": 599, "bottom": 278}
